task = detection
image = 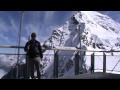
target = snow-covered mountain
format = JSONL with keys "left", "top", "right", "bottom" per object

{"left": 0, "top": 55, "right": 25, "bottom": 78}
{"left": 1, "top": 11, "right": 120, "bottom": 79}
{"left": 42, "top": 11, "right": 120, "bottom": 78}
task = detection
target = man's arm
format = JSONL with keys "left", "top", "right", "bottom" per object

{"left": 24, "top": 42, "right": 29, "bottom": 52}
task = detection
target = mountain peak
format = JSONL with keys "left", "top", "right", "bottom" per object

{"left": 44, "top": 11, "right": 120, "bottom": 50}
{"left": 42, "top": 11, "right": 120, "bottom": 78}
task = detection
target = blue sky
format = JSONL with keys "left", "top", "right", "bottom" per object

{"left": 0, "top": 11, "right": 75, "bottom": 54}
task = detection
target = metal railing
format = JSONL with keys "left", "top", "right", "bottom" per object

{"left": 0, "top": 45, "right": 120, "bottom": 79}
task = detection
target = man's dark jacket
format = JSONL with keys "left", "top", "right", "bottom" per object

{"left": 24, "top": 40, "right": 43, "bottom": 58}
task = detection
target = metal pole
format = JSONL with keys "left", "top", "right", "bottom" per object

{"left": 103, "top": 52, "right": 106, "bottom": 73}
{"left": 75, "top": 52, "right": 79, "bottom": 75}
{"left": 26, "top": 36, "right": 30, "bottom": 79}
{"left": 79, "top": 24, "right": 81, "bottom": 52}
{"left": 91, "top": 53, "right": 94, "bottom": 73}
{"left": 79, "top": 24, "right": 82, "bottom": 73}
{"left": 16, "top": 11, "right": 24, "bottom": 79}
{"left": 54, "top": 50, "right": 58, "bottom": 78}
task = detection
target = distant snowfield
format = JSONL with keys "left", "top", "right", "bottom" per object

{"left": 0, "top": 69, "right": 7, "bottom": 78}
{"left": 0, "top": 55, "right": 23, "bottom": 79}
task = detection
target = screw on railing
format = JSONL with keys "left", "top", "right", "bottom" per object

{"left": 91, "top": 53, "right": 95, "bottom": 73}
{"left": 54, "top": 50, "right": 59, "bottom": 78}
{"left": 103, "top": 52, "right": 106, "bottom": 73}
{"left": 75, "top": 51, "right": 79, "bottom": 75}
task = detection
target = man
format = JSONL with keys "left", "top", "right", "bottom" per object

{"left": 24, "top": 32, "right": 43, "bottom": 79}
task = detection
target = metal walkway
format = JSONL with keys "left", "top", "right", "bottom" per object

{"left": 58, "top": 72, "right": 120, "bottom": 79}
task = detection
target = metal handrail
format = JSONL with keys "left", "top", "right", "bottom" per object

{"left": 94, "top": 69, "right": 120, "bottom": 73}
{"left": 0, "top": 45, "right": 120, "bottom": 52}
{"left": 0, "top": 53, "right": 120, "bottom": 56}
{"left": 0, "top": 45, "right": 120, "bottom": 79}
{"left": 0, "top": 53, "right": 26, "bottom": 55}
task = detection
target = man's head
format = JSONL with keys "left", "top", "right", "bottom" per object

{"left": 31, "top": 32, "right": 36, "bottom": 40}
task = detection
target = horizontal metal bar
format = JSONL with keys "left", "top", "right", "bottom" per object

{"left": 0, "top": 45, "right": 120, "bottom": 52}
{"left": 94, "top": 69, "right": 120, "bottom": 72}
{"left": 0, "top": 45, "right": 24, "bottom": 48}
{"left": 0, "top": 53, "right": 26, "bottom": 55}
{"left": 0, "top": 53, "right": 120, "bottom": 56}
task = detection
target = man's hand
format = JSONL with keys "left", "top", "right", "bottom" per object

{"left": 27, "top": 45, "right": 30, "bottom": 50}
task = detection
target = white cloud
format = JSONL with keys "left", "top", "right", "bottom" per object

{"left": 0, "top": 34, "right": 9, "bottom": 42}
{"left": 25, "top": 24, "right": 40, "bottom": 36}
{"left": 0, "top": 17, "right": 19, "bottom": 34}
{"left": 0, "top": 18, "right": 18, "bottom": 44}
{"left": 21, "top": 37, "right": 28, "bottom": 43}
{"left": 10, "top": 19, "right": 18, "bottom": 33}
{"left": 0, "top": 18, "right": 9, "bottom": 32}
{"left": 44, "top": 11, "right": 55, "bottom": 24}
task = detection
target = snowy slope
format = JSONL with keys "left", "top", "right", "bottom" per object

{"left": 0, "top": 54, "right": 25, "bottom": 78}
{"left": 99, "top": 11, "right": 120, "bottom": 23}
{"left": 42, "top": 11, "right": 120, "bottom": 78}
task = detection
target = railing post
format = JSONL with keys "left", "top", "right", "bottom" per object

{"left": 103, "top": 52, "right": 106, "bottom": 73}
{"left": 54, "top": 50, "right": 58, "bottom": 78}
{"left": 25, "top": 54, "right": 29, "bottom": 79}
{"left": 75, "top": 52, "right": 79, "bottom": 75}
{"left": 23, "top": 63, "right": 26, "bottom": 79}
{"left": 91, "top": 53, "right": 94, "bottom": 73}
